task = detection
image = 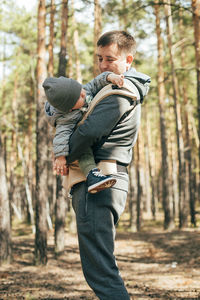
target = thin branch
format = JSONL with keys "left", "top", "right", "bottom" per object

{"left": 133, "top": 1, "right": 193, "bottom": 14}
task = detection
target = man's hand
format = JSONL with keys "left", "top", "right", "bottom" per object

{"left": 53, "top": 155, "right": 69, "bottom": 176}
{"left": 107, "top": 73, "right": 124, "bottom": 88}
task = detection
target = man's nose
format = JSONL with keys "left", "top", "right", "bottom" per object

{"left": 100, "top": 60, "right": 108, "bottom": 71}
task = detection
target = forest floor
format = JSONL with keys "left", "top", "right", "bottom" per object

{"left": 0, "top": 217, "right": 200, "bottom": 300}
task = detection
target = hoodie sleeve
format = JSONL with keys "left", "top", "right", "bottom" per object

{"left": 83, "top": 71, "right": 112, "bottom": 98}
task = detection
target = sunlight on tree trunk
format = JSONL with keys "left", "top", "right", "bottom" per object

{"left": 58, "top": 0, "right": 68, "bottom": 77}
{"left": 0, "top": 133, "right": 12, "bottom": 265}
{"left": 164, "top": 0, "right": 188, "bottom": 229}
{"left": 54, "top": 0, "right": 69, "bottom": 255}
{"left": 192, "top": 0, "right": 200, "bottom": 198}
{"left": 93, "top": 0, "right": 102, "bottom": 77}
{"left": 71, "top": 0, "right": 82, "bottom": 83}
{"left": 135, "top": 137, "right": 143, "bottom": 231}
{"left": 128, "top": 155, "right": 137, "bottom": 232}
{"left": 35, "top": 0, "right": 48, "bottom": 265}
{"left": 48, "top": 0, "right": 55, "bottom": 77}
{"left": 155, "top": 0, "right": 174, "bottom": 230}
{"left": 179, "top": 9, "right": 196, "bottom": 226}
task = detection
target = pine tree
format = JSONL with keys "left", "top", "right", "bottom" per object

{"left": 155, "top": 0, "right": 174, "bottom": 229}
{"left": 0, "top": 133, "right": 12, "bottom": 265}
{"left": 35, "top": 0, "right": 48, "bottom": 265}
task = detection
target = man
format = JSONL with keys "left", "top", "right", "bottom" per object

{"left": 67, "top": 31, "right": 150, "bottom": 299}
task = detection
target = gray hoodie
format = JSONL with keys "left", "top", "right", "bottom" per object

{"left": 67, "top": 68, "right": 151, "bottom": 166}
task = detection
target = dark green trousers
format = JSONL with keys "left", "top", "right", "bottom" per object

{"left": 72, "top": 172, "right": 130, "bottom": 300}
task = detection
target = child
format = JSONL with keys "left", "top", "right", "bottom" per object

{"left": 43, "top": 72, "right": 124, "bottom": 193}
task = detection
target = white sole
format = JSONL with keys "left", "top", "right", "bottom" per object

{"left": 88, "top": 178, "right": 117, "bottom": 194}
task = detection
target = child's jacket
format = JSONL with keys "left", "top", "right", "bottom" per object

{"left": 44, "top": 72, "right": 111, "bottom": 157}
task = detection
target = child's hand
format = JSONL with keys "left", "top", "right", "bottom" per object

{"left": 107, "top": 73, "right": 124, "bottom": 88}
{"left": 53, "top": 156, "right": 68, "bottom": 176}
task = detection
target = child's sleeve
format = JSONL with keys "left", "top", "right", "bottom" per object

{"left": 53, "top": 122, "right": 75, "bottom": 157}
{"left": 53, "top": 110, "right": 83, "bottom": 158}
{"left": 44, "top": 101, "right": 83, "bottom": 158}
{"left": 83, "top": 71, "right": 113, "bottom": 98}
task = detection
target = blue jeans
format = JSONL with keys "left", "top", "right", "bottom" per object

{"left": 72, "top": 172, "right": 130, "bottom": 300}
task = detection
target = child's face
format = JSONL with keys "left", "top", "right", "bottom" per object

{"left": 71, "top": 88, "right": 86, "bottom": 110}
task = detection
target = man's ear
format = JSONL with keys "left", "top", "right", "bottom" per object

{"left": 126, "top": 54, "right": 133, "bottom": 66}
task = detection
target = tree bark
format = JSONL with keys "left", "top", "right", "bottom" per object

{"left": 0, "top": 133, "right": 12, "bottom": 265}
{"left": 179, "top": 9, "right": 196, "bottom": 226}
{"left": 191, "top": 0, "right": 200, "bottom": 198}
{"left": 121, "top": 0, "right": 128, "bottom": 29}
{"left": 135, "top": 137, "right": 142, "bottom": 231}
{"left": 143, "top": 106, "right": 152, "bottom": 217}
{"left": 155, "top": 0, "right": 174, "bottom": 229}
{"left": 58, "top": 0, "right": 68, "bottom": 77}
{"left": 47, "top": 0, "right": 56, "bottom": 228}
{"left": 9, "top": 72, "right": 18, "bottom": 208}
{"left": 48, "top": 0, "right": 55, "bottom": 77}
{"left": 54, "top": 177, "right": 66, "bottom": 255}
{"left": 93, "top": 0, "right": 102, "bottom": 77}
{"left": 24, "top": 86, "right": 34, "bottom": 224}
{"left": 71, "top": 0, "right": 82, "bottom": 83}
{"left": 128, "top": 156, "right": 137, "bottom": 232}
{"left": 54, "top": 0, "right": 69, "bottom": 255}
{"left": 164, "top": 0, "right": 188, "bottom": 228}
{"left": 35, "top": 0, "right": 48, "bottom": 265}
{"left": 18, "top": 143, "right": 35, "bottom": 232}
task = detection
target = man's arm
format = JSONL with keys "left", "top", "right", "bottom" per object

{"left": 67, "top": 94, "right": 132, "bottom": 163}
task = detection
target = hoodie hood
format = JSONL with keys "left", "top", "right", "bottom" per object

{"left": 124, "top": 68, "right": 151, "bottom": 102}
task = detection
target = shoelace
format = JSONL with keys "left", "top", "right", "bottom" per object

{"left": 93, "top": 171, "right": 106, "bottom": 178}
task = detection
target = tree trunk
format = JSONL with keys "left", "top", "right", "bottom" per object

{"left": 18, "top": 143, "right": 35, "bottom": 232}
{"left": 179, "top": 10, "right": 196, "bottom": 226}
{"left": 71, "top": 0, "right": 82, "bottom": 83}
{"left": 155, "top": 0, "right": 174, "bottom": 229}
{"left": 169, "top": 126, "right": 179, "bottom": 219}
{"left": 143, "top": 106, "right": 152, "bottom": 217}
{"left": 35, "top": 0, "right": 48, "bottom": 265}
{"left": 54, "top": 176, "right": 66, "bottom": 255}
{"left": 135, "top": 137, "right": 142, "bottom": 231}
{"left": 54, "top": 0, "right": 69, "bottom": 254}
{"left": 128, "top": 156, "right": 137, "bottom": 232}
{"left": 93, "top": 0, "right": 102, "bottom": 77}
{"left": 121, "top": 0, "right": 128, "bottom": 29}
{"left": 164, "top": 0, "right": 188, "bottom": 228}
{"left": 9, "top": 72, "right": 18, "bottom": 208}
{"left": 47, "top": 0, "right": 56, "bottom": 226}
{"left": 58, "top": 0, "right": 68, "bottom": 77}
{"left": 146, "top": 107, "right": 157, "bottom": 219}
{"left": 0, "top": 133, "right": 12, "bottom": 265}
{"left": 66, "top": 40, "right": 73, "bottom": 78}
{"left": 47, "top": 128, "right": 56, "bottom": 223}
{"left": 24, "top": 87, "right": 34, "bottom": 224}
{"left": 192, "top": 0, "right": 200, "bottom": 198}
{"left": 48, "top": 0, "right": 55, "bottom": 77}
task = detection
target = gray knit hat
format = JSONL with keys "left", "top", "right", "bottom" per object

{"left": 42, "top": 76, "right": 82, "bottom": 113}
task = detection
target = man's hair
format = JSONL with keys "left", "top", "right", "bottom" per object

{"left": 97, "top": 30, "right": 137, "bottom": 56}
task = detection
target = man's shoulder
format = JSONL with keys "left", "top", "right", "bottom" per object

{"left": 124, "top": 68, "right": 151, "bottom": 83}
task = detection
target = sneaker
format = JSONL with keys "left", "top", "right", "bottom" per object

{"left": 87, "top": 168, "right": 117, "bottom": 194}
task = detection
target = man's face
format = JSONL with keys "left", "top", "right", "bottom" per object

{"left": 97, "top": 43, "right": 133, "bottom": 74}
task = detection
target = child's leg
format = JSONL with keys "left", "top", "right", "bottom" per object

{"left": 78, "top": 148, "right": 96, "bottom": 177}
{"left": 78, "top": 148, "right": 116, "bottom": 194}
